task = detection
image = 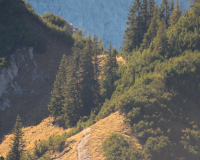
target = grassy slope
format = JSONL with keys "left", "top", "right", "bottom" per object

{"left": 0, "top": 117, "right": 70, "bottom": 157}
{"left": 0, "top": 111, "right": 135, "bottom": 159}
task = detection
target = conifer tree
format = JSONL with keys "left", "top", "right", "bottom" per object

{"left": 62, "top": 34, "right": 84, "bottom": 126}
{"left": 169, "top": 0, "right": 182, "bottom": 26}
{"left": 62, "top": 55, "right": 80, "bottom": 127}
{"left": 101, "top": 43, "right": 118, "bottom": 99}
{"left": 62, "top": 33, "right": 98, "bottom": 126}
{"left": 0, "top": 156, "right": 4, "bottom": 160}
{"left": 148, "top": 0, "right": 155, "bottom": 18}
{"left": 160, "top": 0, "right": 171, "bottom": 27}
{"left": 48, "top": 54, "right": 68, "bottom": 123}
{"left": 141, "top": 0, "right": 149, "bottom": 33}
{"left": 193, "top": 2, "right": 200, "bottom": 39}
{"left": 123, "top": 0, "right": 142, "bottom": 53}
{"left": 123, "top": 0, "right": 155, "bottom": 53}
{"left": 154, "top": 21, "right": 168, "bottom": 54}
{"left": 141, "top": 5, "right": 159, "bottom": 49}
{"left": 6, "top": 115, "right": 25, "bottom": 160}
{"left": 98, "top": 36, "right": 104, "bottom": 52}
{"left": 79, "top": 35, "right": 96, "bottom": 115}
{"left": 92, "top": 35, "right": 101, "bottom": 104}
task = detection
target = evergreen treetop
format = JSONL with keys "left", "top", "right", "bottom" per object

{"left": 6, "top": 115, "right": 25, "bottom": 160}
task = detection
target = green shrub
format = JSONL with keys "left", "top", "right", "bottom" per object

{"left": 144, "top": 136, "right": 173, "bottom": 160}
{"left": 0, "top": 0, "right": 74, "bottom": 69}
{"left": 42, "top": 13, "right": 66, "bottom": 28}
{"left": 0, "top": 0, "right": 47, "bottom": 69}
{"left": 180, "top": 126, "right": 200, "bottom": 160}
{"left": 102, "top": 133, "right": 144, "bottom": 160}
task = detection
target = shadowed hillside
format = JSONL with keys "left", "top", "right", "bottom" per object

{"left": 0, "top": 0, "right": 74, "bottom": 138}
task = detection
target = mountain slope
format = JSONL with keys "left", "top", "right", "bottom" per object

{"left": 0, "top": 111, "right": 133, "bottom": 159}
{"left": 0, "top": 0, "right": 73, "bottom": 138}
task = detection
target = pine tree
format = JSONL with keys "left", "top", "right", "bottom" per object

{"left": 169, "top": 0, "right": 182, "bottom": 26}
{"left": 6, "top": 115, "right": 25, "bottom": 160}
{"left": 141, "top": 5, "right": 159, "bottom": 49}
{"left": 0, "top": 156, "right": 4, "bottom": 160}
{"left": 101, "top": 43, "right": 118, "bottom": 99}
{"left": 141, "top": 0, "right": 149, "bottom": 33}
{"left": 123, "top": 0, "right": 155, "bottom": 53}
{"left": 62, "top": 34, "right": 84, "bottom": 127}
{"left": 159, "top": 0, "right": 171, "bottom": 27}
{"left": 154, "top": 21, "right": 168, "bottom": 54}
{"left": 48, "top": 54, "right": 68, "bottom": 124}
{"left": 92, "top": 35, "right": 101, "bottom": 104}
{"left": 62, "top": 55, "right": 80, "bottom": 127}
{"left": 62, "top": 33, "right": 98, "bottom": 126}
{"left": 98, "top": 36, "right": 104, "bottom": 52}
{"left": 79, "top": 35, "right": 96, "bottom": 115}
{"left": 193, "top": 2, "right": 200, "bottom": 39}
{"left": 123, "top": 0, "right": 142, "bottom": 53}
{"left": 148, "top": 0, "right": 155, "bottom": 18}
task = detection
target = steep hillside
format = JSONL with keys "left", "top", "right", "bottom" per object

{"left": 0, "top": 117, "right": 70, "bottom": 157}
{"left": 0, "top": 111, "right": 133, "bottom": 159}
{"left": 95, "top": 1, "right": 200, "bottom": 159}
{"left": 0, "top": 0, "right": 74, "bottom": 138}
{"left": 2, "top": 0, "right": 200, "bottom": 160}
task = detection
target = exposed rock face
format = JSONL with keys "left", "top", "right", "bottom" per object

{"left": 0, "top": 48, "right": 47, "bottom": 112}
{"left": 0, "top": 49, "right": 26, "bottom": 111}
{"left": 25, "top": 0, "right": 190, "bottom": 49}
{"left": 0, "top": 45, "right": 70, "bottom": 138}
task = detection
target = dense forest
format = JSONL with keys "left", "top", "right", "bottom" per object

{"left": 2, "top": 0, "right": 200, "bottom": 159}
{"left": 100, "top": 0, "right": 200, "bottom": 159}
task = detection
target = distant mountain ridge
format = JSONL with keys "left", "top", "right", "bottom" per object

{"left": 25, "top": 0, "right": 191, "bottom": 49}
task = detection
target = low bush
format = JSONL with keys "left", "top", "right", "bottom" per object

{"left": 102, "top": 133, "right": 144, "bottom": 160}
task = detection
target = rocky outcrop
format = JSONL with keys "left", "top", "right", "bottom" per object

{"left": 0, "top": 48, "right": 32, "bottom": 111}
{"left": 0, "top": 43, "right": 70, "bottom": 138}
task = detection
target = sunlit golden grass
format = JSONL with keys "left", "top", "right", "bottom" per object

{"left": 0, "top": 112, "right": 139, "bottom": 160}
{"left": 116, "top": 56, "right": 126, "bottom": 65}
{"left": 0, "top": 117, "right": 70, "bottom": 157}
{"left": 87, "top": 111, "right": 135, "bottom": 160}
{"left": 51, "top": 111, "right": 135, "bottom": 160}
{"left": 51, "top": 131, "right": 83, "bottom": 160}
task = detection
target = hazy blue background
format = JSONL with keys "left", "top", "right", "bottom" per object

{"left": 25, "top": 0, "right": 191, "bottom": 49}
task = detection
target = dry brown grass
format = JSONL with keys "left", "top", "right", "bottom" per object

{"left": 0, "top": 117, "right": 70, "bottom": 157}
{"left": 87, "top": 111, "right": 133, "bottom": 160}
{"left": 0, "top": 111, "right": 139, "bottom": 160}
{"left": 116, "top": 56, "right": 126, "bottom": 65}
{"left": 51, "top": 132, "right": 83, "bottom": 160}
{"left": 51, "top": 111, "right": 134, "bottom": 160}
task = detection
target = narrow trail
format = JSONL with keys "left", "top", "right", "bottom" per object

{"left": 77, "top": 127, "right": 91, "bottom": 160}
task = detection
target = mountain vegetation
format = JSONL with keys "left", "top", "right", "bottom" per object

{"left": 0, "top": 0, "right": 73, "bottom": 69}
{"left": 2, "top": 0, "right": 200, "bottom": 159}
{"left": 48, "top": 31, "right": 118, "bottom": 128}
{"left": 6, "top": 115, "right": 25, "bottom": 160}
{"left": 98, "top": 0, "right": 200, "bottom": 159}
